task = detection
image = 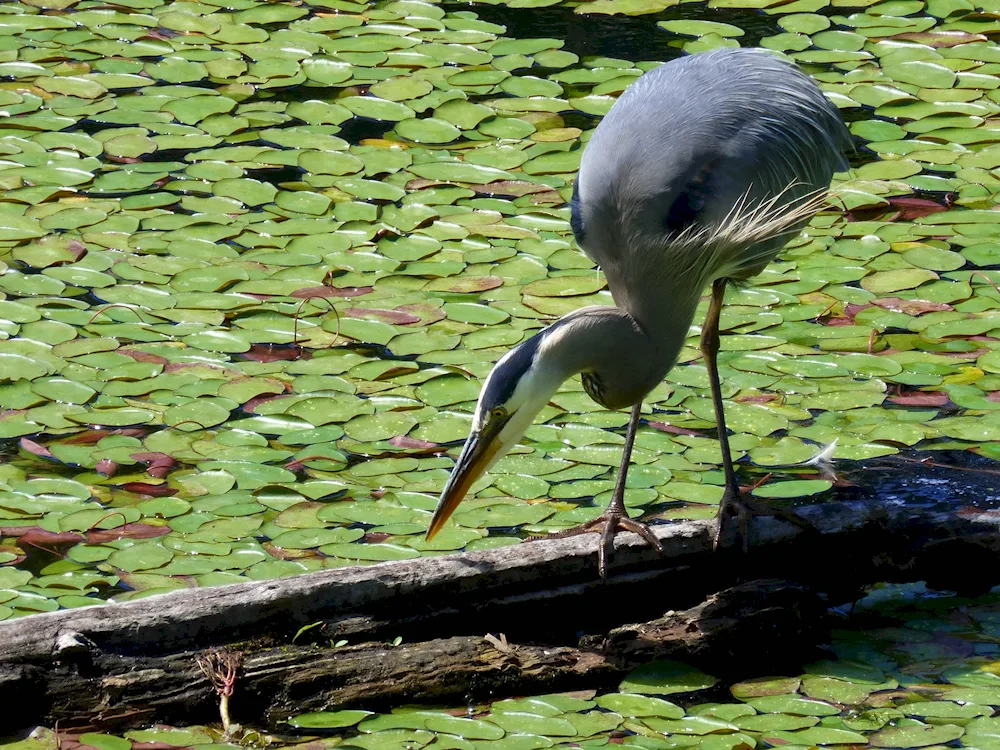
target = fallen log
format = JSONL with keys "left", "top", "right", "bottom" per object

{"left": 2, "top": 455, "right": 1000, "bottom": 733}
{"left": 17, "top": 579, "right": 828, "bottom": 733}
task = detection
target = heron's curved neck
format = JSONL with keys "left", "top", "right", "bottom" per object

{"left": 541, "top": 304, "right": 693, "bottom": 409}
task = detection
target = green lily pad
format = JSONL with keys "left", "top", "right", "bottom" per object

{"left": 736, "top": 714, "right": 818, "bottom": 732}
{"left": 165, "top": 400, "right": 232, "bottom": 430}
{"left": 340, "top": 96, "right": 416, "bottom": 122}
{"left": 106, "top": 542, "right": 174, "bottom": 573}
{"left": 270, "top": 528, "right": 365, "bottom": 549}
{"left": 396, "top": 118, "right": 462, "bottom": 144}
{"left": 870, "top": 723, "right": 964, "bottom": 747}
{"left": 731, "top": 677, "right": 802, "bottom": 699}
{"left": 125, "top": 728, "right": 212, "bottom": 746}
{"left": 424, "top": 716, "right": 506, "bottom": 739}
{"left": 78, "top": 735, "right": 131, "bottom": 750}
{"left": 843, "top": 709, "right": 903, "bottom": 731}
{"left": 321, "top": 543, "right": 421, "bottom": 561}
{"left": 486, "top": 713, "right": 577, "bottom": 736}
{"left": 642, "top": 716, "right": 738, "bottom": 735}
{"left": 744, "top": 695, "right": 840, "bottom": 716}
{"left": 763, "top": 728, "right": 868, "bottom": 745}
{"left": 620, "top": 661, "right": 719, "bottom": 696}
{"left": 658, "top": 20, "right": 744, "bottom": 36}
{"left": 409, "top": 162, "right": 515, "bottom": 183}
{"left": 752, "top": 479, "right": 833, "bottom": 499}
{"left": 289, "top": 710, "right": 375, "bottom": 729}
{"left": 901, "top": 701, "right": 990, "bottom": 719}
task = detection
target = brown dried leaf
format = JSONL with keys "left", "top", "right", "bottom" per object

{"left": 290, "top": 286, "right": 374, "bottom": 299}
{"left": 344, "top": 307, "right": 421, "bottom": 325}
{"left": 872, "top": 297, "right": 953, "bottom": 315}
{"left": 888, "top": 391, "right": 949, "bottom": 407}
{"left": 892, "top": 30, "right": 986, "bottom": 47}
{"left": 19, "top": 438, "right": 53, "bottom": 458}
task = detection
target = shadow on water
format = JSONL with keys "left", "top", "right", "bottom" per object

{"left": 444, "top": 2, "right": 782, "bottom": 61}
{"left": 443, "top": 1, "right": 886, "bottom": 169}
{"left": 849, "top": 450, "right": 1000, "bottom": 509}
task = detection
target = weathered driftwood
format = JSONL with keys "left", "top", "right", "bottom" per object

{"left": 4, "top": 484, "right": 998, "bottom": 663}
{"left": 2, "top": 518, "right": 708, "bottom": 663}
{"left": 10, "top": 579, "right": 827, "bottom": 733}
{"left": 3, "top": 456, "right": 1000, "bottom": 733}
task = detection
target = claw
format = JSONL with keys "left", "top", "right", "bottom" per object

{"left": 545, "top": 509, "right": 664, "bottom": 579}
{"left": 714, "top": 488, "right": 750, "bottom": 552}
{"left": 714, "top": 487, "right": 818, "bottom": 552}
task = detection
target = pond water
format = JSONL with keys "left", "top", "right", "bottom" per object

{"left": 2, "top": 0, "right": 1000, "bottom": 737}
{"left": 2, "top": 0, "right": 1000, "bottom": 612}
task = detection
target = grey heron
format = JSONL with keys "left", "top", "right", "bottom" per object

{"left": 425, "top": 47, "right": 851, "bottom": 576}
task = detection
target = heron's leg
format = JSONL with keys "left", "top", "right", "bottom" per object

{"left": 538, "top": 402, "right": 664, "bottom": 579}
{"left": 600, "top": 402, "right": 666, "bottom": 570}
{"left": 702, "top": 278, "right": 749, "bottom": 551}
{"left": 703, "top": 280, "right": 816, "bottom": 551}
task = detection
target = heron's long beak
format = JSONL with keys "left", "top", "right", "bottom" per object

{"left": 426, "top": 424, "right": 505, "bottom": 540}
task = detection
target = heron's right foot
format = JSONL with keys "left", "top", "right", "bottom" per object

{"left": 541, "top": 508, "right": 664, "bottom": 579}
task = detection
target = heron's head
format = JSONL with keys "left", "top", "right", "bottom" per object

{"left": 425, "top": 307, "right": 655, "bottom": 540}
{"left": 426, "top": 328, "right": 567, "bottom": 540}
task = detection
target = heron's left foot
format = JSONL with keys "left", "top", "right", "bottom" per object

{"left": 714, "top": 487, "right": 817, "bottom": 552}
{"left": 714, "top": 486, "right": 752, "bottom": 552}
{"left": 541, "top": 508, "right": 664, "bottom": 579}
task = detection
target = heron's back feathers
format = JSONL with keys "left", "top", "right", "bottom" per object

{"left": 572, "top": 47, "right": 849, "bottom": 333}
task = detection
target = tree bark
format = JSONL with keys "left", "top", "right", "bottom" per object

{"left": 15, "top": 579, "right": 826, "bottom": 733}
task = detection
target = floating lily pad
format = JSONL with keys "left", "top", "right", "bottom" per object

{"left": 620, "top": 661, "right": 719, "bottom": 695}
{"left": 424, "top": 716, "right": 505, "bottom": 739}
{"left": 396, "top": 118, "right": 462, "bottom": 144}
{"left": 763, "top": 727, "right": 868, "bottom": 745}
{"left": 642, "top": 716, "right": 738, "bottom": 735}
{"left": 289, "top": 710, "right": 375, "bottom": 729}
{"left": 486, "top": 713, "right": 576, "bottom": 736}
{"left": 752, "top": 479, "right": 833, "bottom": 499}
{"left": 870, "top": 723, "right": 965, "bottom": 747}
{"left": 744, "top": 696, "right": 840, "bottom": 716}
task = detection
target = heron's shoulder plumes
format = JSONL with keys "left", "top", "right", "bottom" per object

{"left": 627, "top": 48, "right": 851, "bottom": 165}
{"left": 671, "top": 184, "right": 833, "bottom": 281}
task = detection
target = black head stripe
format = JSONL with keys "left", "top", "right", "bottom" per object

{"left": 570, "top": 179, "right": 586, "bottom": 245}
{"left": 481, "top": 329, "right": 544, "bottom": 409}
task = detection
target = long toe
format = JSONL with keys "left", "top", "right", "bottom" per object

{"left": 714, "top": 492, "right": 750, "bottom": 552}
{"left": 534, "top": 516, "right": 606, "bottom": 541}
{"left": 618, "top": 517, "right": 665, "bottom": 555}
{"left": 598, "top": 514, "right": 665, "bottom": 578}
{"left": 530, "top": 510, "right": 664, "bottom": 578}
{"left": 714, "top": 492, "right": 819, "bottom": 552}
{"left": 598, "top": 522, "right": 616, "bottom": 580}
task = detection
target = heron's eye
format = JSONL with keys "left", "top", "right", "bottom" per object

{"left": 582, "top": 372, "right": 606, "bottom": 407}
{"left": 490, "top": 407, "right": 507, "bottom": 420}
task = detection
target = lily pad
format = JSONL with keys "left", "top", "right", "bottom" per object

{"left": 870, "top": 723, "right": 964, "bottom": 747}
{"left": 620, "top": 661, "right": 719, "bottom": 695}
{"left": 289, "top": 710, "right": 375, "bottom": 729}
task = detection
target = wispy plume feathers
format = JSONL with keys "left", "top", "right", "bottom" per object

{"left": 669, "top": 182, "right": 833, "bottom": 282}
